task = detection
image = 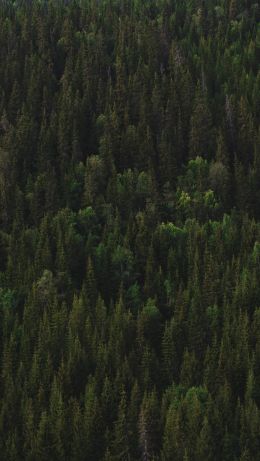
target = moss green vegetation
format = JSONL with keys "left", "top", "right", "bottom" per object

{"left": 0, "top": 1, "right": 259, "bottom": 459}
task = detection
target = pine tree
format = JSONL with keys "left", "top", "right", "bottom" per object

{"left": 112, "top": 389, "right": 131, "bottom": 461}
{"left": 189, "top": 85, "right": 213, "bottom": 160}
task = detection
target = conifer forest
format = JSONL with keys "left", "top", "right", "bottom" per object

{"left": 0, "top": 0, "right": 259, "bottom": 459}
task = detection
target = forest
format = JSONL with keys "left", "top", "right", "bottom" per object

{"left": 0, "top": 0, "right": 259, "bottom": 459}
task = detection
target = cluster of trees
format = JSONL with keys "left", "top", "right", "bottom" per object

{"left": 0, "top": 0, "right": 259, "bottom": 459}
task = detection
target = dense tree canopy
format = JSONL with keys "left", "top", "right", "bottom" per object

{"left": 0, "top": 0, "right": 259, "bottom": 459}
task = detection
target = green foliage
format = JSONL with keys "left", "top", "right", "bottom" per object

{"left": 0, "top": 0, "right": 259, "bottom": 459}
{"left": 0, "top": 288, "right": 16, "bottom": 310}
